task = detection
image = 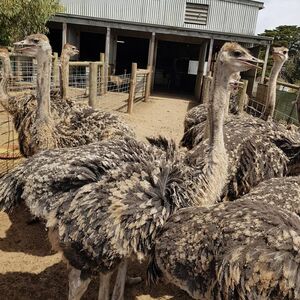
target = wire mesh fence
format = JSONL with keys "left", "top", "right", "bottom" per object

{"left": 247, "top": 97, "right": 300, "bottom": 126}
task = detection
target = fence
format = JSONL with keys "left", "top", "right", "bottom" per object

{"left": 250, "top": 80, "right": 300, "bottom": 125}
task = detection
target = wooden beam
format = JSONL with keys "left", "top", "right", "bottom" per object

{"left": 195, "top": 40, "right": 208, "bottom": 101}
{"left": 105, "top": 27, "right": 111, "bottom": 92}
{"left": 147, "top": 32, "right": 156, "bottom": 67}
{"left": 62, "top": 22, "right": 67, "bottom": 46}
{"left": 206, "top": 38, "right": 214, "bottom": 76}
{"left": 128, "top": 63, "right": 137, "bottom": 114}
{"left": 261, "top": 44, "right": 270, "bottom": 84}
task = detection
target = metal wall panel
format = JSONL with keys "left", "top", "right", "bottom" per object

{"left": 60, "top": 0, "right": 261, "bottom": 35}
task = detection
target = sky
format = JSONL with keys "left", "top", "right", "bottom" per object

{"left": 256, "top": 0, "right": 300, "bottom": 34}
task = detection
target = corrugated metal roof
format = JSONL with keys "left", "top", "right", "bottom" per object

{"left": 59, "top": 0, "right": 263, "bottom": 35}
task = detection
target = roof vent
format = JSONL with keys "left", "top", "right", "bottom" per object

{"left": 184, "top": 2, "right": 209, "bottom": 26}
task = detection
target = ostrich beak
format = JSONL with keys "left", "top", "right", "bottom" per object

{"left": 238, "top": 55, "right": 264, "bottom": 70}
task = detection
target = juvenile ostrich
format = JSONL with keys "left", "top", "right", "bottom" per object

{"left": 261, "top": 46, "right": 289, "bottom": 120}
{"left": 60, "top": 43, "right": 79, "bottom": 100}
{"left": 0, "top": 47, "right": 13, "bottom": 109}
{"left": 0, "top": 43, "right": 262, "bottom": 299}
{"left": 182, "top": 47, "right": 300, "bottom": 200}
{"left": 149, "top": 197, "right": 300, "bottom": 299}
{"left": 5, "top": 34, "right": 134, "bottom": 156}
{"left": 149, "top": 175, "right": 300, "bottom": 299}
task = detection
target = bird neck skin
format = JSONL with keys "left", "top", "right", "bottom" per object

{"left": 36, "top": 47, "right": 52, "bottom": 121}
{"left": 192, "top": 59, "right": 229, "bottom": 206}
{"left": 60, "top": 51, "right": 69, "bottom": 99}
{"left": 262, "top": 60, "right": 284, "bottom": 120}
{"left": 0, "top": 57, "right": 11, "bottom": 112}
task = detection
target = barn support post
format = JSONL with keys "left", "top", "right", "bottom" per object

{"left": 53, "top": 52, "right": 59, "bottom": 88}
{"left": 89, "top": 62, "right": 98, "bottom": 109}
{"left": 206, "top": 38, "right": 214, "bottom": 76}
{"left": 100, "top": 53, "right": 105, "bottom": 95}
{"left": 261, "top": 44, "right": 270, "bottom": 84}
{"left": 128, "top": 63, "right": 137, "bottom": 114}
{"left": 62, "top": 22, "right": 68, "bottom": 46}
{"left": 238, "top": 79, "right": 248, "bottom": 113}
{"left": 104, "top": 27, "right": 111, "bottom": 94}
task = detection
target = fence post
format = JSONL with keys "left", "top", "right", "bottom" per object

{"left": 145, "top": 66, "right": 152, "bottom": 102}
{"left": 202, "top": 76, "right": 212, "bottom": 104}
{"left": 100, "top": 53, "right": 105, "bottom": 95}
{"left": 237, "top": 79, "right": 248, "bottom": 113}
{"left": 53, "top": 52, "right": 59, "bottom": 88}
{"left": 127, "top": 63, "right": 137, "bottom": 114}
{"left": 89, "top": 62, "right": 98, "bottom": 109}
{"left": 15, "top": 56, "right": 22, "bottom": 82}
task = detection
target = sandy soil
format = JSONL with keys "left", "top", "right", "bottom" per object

{"left": 0, "top": 94, "right": 196, "bottom": 300}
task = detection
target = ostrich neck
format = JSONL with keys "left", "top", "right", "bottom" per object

{"left": 36, "top": 48, "right": 52, "bottom": 120}
{"left": 191, "top": 61, "right": 229, "bottom": 206}
{"left": 60, "top": 53, "right": 69, "bottom": 99}
{"left": 0, "top": 57, "right": 12, "bottom": 112}
{"left": 262, "top": 60, "right": 284, "bottom": 120}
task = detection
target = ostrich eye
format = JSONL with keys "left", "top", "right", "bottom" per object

{"left": 283, "top": 50, "right": 287, "bottom": 55}
{"left": 33, "top": 38, "right": 39, "bottom": 44}
{"left": 232, "top": 50, "right": 242, "bottom": 58}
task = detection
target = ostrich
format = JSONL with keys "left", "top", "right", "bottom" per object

{"left": 60, "top": 43, "right": 79, "bottom": 100}
{"left": 182, "top": 46, "right": 289, "bottom": 150}
{"left": 0, "top": 43, "right": 262, "bottom": 299}
{"left": 148, "top": 175, "right": 300, "bottom": 299}
{"left": 182, "top": 47, "right": 300, "bottom": 200}
{"left": 4, "top": 34, "right": 134, "bottom": 157}
{"left": 261, "top": 46, "right": 289, "bottom": 120}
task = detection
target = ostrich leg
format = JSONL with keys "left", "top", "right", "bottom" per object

{"left": 111, "top": 260, "right": 128, "bottom": 300}
{"left": 68, "top": 267, "right": 91, "bottom": 300}
{"left": 98, "top": 271, "right": 112, "bottom": 300}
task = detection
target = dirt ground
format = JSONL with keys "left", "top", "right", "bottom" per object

{"left": 0, "top": 94, "right": 196, "bottom": 300}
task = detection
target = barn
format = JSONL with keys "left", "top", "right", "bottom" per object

{"left": 48, "top": 0, "right": 272, "bottom": 99}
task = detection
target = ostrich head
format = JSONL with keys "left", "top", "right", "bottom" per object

{"left": 62, "top": 43, "right": 79, "bottom": 57}
{"left": 219, "top": 43, "right": 263, "bottom": 73}
{"left": 272, "top": 46, "right": 289, "bottom": 63}
{"left": 0, "top": 47, "right": 9, "bottom": 60}
{"left": 13, "top": 34, "right": 51, "bottom": 57}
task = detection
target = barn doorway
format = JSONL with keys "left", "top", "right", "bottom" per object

{"left": 154, "top": 40, "right": 199, "bottom": 95}
{"left": 47, "top": 27, "right": 62, "bottom": 54}
{"left": 115, "top": 36, "right": 149, "bottom": 74}
{"left": 80, "top": 32, "right": 105, "bottom": 61}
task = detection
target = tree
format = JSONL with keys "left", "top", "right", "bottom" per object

{"left": 0, "top": 0, "right": 63, "bottom": 46}
{"left": 259, "top": 26, "right": 300, "bottom": 84}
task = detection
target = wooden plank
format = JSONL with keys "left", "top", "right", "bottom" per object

{"left": 127, "top": 63, "right": 137, "bottom": 114}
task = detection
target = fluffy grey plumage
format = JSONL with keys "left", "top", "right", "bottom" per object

{"left": 0, "top": 42, "right": 262, "bottom": 299}
{"left": 4, "top": 34, "right": 134, "bottom": 157}
{"left": 183, "top": 111, "right": 300, "bottom": 200}
{"left": 149, "top": 198, "right": 300, "bottom": 299}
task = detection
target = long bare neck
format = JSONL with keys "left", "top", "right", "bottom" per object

{"left": 261, "top": 60, "right": 284, "bottom": 120}
{"left": 191, "top": 59, "right": 229, "bottom": 206}
{"left": 0, "top": 57, "right": 11, "bottom": 110}
{"left": 36, "top": 48, "right": 52, "bottom": 121}
{"left": 60, "top": 52, "right": 69, "bottom": 99}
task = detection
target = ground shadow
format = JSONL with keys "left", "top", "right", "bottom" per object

{"left": 0, "top": 203, "right": 52, "bottom": 256}
{"left": 0, "top": 260, "right": 192, "bottom": 300}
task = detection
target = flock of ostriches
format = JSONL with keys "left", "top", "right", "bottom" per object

{"left": 1, "top": 34, "right": 300, "bottom": 300}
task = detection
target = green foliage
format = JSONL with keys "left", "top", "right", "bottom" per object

{"left": 0, "top": 0, "right": 63, "bottom": 46}
{"left": 259, "top": 26, "right": 300, "bottom": 84}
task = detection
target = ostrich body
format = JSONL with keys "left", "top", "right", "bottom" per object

{"left": 149, "top": 198, "right": 300, "bottom": 300}
{"left": 0, "top": 43, "right": 262, "bottom": 299}
{"left": 2, "top": 34, "right": 134, "bottom": 157}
